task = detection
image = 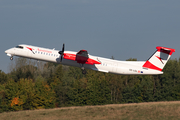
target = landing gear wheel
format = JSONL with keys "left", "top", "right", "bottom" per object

{"left": 82, "top": 69, "right": 87, "bottom": 74}
{"left": 10, "top": 56, "right": 13, "bottom": 60}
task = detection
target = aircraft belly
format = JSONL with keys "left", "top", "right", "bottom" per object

{"left": 62, "top": 59, "right": 96, "bottom": 70}
{"left": 62, "top": 59, "right": 80, "bottom": 67}
{"left": 94, "top": 64, "right": 110, "bottom": 73}
{"left": 114, "top": 67, "right": 163, "bottom": 75}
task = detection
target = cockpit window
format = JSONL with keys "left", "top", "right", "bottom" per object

{"left": 16, "top": 46, "right": 24, "bottom": 49}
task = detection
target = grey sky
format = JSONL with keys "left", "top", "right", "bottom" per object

{"left": 1, "top": 0, "right": 180, "bottom": 73}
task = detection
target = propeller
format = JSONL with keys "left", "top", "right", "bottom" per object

{"left": 58, "top": 43, "right": 65, "bottom": 62}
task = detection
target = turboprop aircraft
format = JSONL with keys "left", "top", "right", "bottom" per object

{"left": 5, "top": 44, "right": 175, "bottom": 75}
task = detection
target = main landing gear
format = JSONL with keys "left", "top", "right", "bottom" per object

{"left": 80, "top": 64, "right": 87, "bottom": 75}
{"left": 81, "top": 67, "right": 87, "bottom": 75}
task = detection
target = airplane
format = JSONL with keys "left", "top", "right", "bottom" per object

{"left": 5, "top": 44, "right": 175, "bottom": 75}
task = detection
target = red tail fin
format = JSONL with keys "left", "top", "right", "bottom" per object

{"left": 143, "top": 46, "right": 175, "bottom": 71}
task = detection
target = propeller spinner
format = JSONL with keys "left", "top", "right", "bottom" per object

{"left": 58, "top": 43, "right": 65, "bottom": 62}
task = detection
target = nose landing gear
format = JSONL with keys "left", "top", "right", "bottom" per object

{"left": 10, "top": 56, "right": 13, "bottom": 60}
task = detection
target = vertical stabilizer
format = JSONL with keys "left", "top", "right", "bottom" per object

{"left": 143, "top": 46, "right": 175, "bottom": 71}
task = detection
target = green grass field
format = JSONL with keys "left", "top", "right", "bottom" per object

{"left": 1, "top": 101, "right": 180, "bottom": 120}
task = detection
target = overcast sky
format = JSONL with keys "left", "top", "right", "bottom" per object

{"left": 1, "top": 0, "right": 180, "bottom": 73}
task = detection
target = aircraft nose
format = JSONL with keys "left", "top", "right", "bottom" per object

{"left": 5, "top": 50, "right": 8, "bottom": 54}
{"left": 5, "top": 49, "right": 13, "bottom": 57}
{"left": 5, "top": 49, "right": 10, "bottom": 54}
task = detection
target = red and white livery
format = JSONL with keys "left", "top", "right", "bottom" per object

{"left": 5, "top": 44, "right": 175, "bottom": 75}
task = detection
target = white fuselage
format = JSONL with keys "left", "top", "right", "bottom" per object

{"left": 5, "top": 44, "right": 163, "bottom": 75}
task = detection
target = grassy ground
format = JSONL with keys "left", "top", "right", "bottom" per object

{"left": 1, "top": 101, "right": 180, "bottom": 120}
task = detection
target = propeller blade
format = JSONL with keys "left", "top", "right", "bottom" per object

{"left": 62, "top": 43, "right": 64, "bottom": 52}
{"left": 59, "top": 43, "right": 65, "bottom": 62}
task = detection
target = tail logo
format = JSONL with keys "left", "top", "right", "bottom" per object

{"left": 156, "top": 56, "right": 164, "bottom": 64}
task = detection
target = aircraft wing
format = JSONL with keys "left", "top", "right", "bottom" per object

{"left": 63, "top": 50, "right": 101, "bottom": 65}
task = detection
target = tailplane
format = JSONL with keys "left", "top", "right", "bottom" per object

{"left": 143, "top": 46, "right": 175, "bottom": 71}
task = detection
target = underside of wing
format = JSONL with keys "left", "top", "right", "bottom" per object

{"left": 63, "top": 50, "right": 101, "bottom": 65}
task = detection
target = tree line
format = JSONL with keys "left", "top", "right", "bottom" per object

{"left": 0, "top": 57, "right": 180, "bottom": 112}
